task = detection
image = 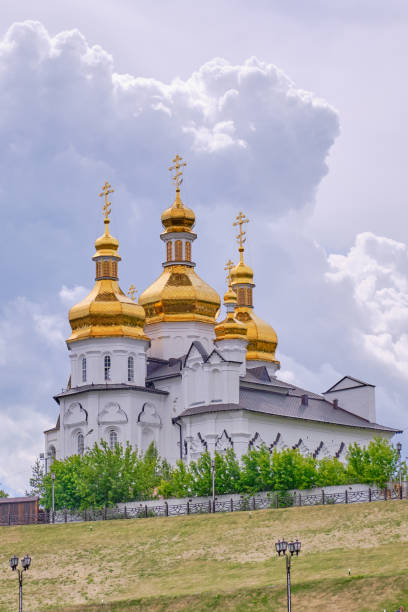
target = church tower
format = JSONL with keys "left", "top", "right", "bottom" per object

{"left": 139, "top": 156, "right": 221, "bottom": 359}
{"left": 230, "top": 212, "right": 280, "bottom": 377}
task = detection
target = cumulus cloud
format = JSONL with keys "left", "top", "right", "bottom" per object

{"left": 59, "top": 284, "right": 89, "bottom": 307}
{"left": 327, "top": 232, "right": 408, "bottom": 378}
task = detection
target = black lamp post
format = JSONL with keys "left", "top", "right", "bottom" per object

{"left": 396, "top": 442, "right": 402, "bottom": 491}
{"left": 211, "top": 458, "right": 215, "bottom": 512}
{"left": 275, "top": 539, "right": 301, "bottom": 611}
{"left": 9, "top": 555, "right": 31, "bottom": 612}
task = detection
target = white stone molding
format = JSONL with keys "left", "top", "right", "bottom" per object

{"left": 313, "top": 441, "right": 332, "bottom": 459}
{"left": 64, "top": 402, "right": 88, "bottom": 427}
{"left": 215, "top": 429, "right": 233, "bottom": 452}
{"left": 292, "top": 438, "right": 310, "bottom": 456}
{"left": 248, "top": 432, "right": 267, "bottom": 450}
{"left": 98, "top": 402, "right": 128, "bottom": 425}
{"left": 137, "top": 403, "right": 161, "bottom": 428}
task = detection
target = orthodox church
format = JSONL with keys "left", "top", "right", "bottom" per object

{"left": 44, "top": 157, "right": 399, "bottom": 464}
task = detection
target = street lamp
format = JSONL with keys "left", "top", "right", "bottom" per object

{"left": 275, "top": 538, "right": 301, "bottom": 612}
{"left": 51, "top": 473, "right": 55, "bottom": 522}
{"left": 9, "top": 555, "right": 32, "bottom": 612}
{"left": 396, "top": 442, "right": 402, "bottom": 492}
{"left": 211, "top": 458, "right": 215, "bottom": 512}
{"left": 39, "top": 451, "right": 53, "bottom": 475}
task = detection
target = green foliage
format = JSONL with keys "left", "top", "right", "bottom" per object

{"left": 0, "top": 488, "right": 8, "bottom": 498}
{"left": 346, "top": 437, "right": 403, "bottom": 488}
{"left": 31, "top": 436, "right": 404, "bottom": 510}
{"left": 25, "top": 458, "right": 45, "bottom": 497}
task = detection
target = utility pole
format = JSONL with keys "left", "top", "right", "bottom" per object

{"left": 211, "top": 458, "right": 215, "bottom": 512}
{"left": 51, "top": 473, "right": 55, "bottom": 523}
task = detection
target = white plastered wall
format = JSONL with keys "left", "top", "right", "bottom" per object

{"left": 145, "top": 321, "right": 216, "bottom": 360}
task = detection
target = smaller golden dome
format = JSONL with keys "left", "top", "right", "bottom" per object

{"left": 215, "top": 310, "right": 247, "bottom": 342}
{"left": 223, "top": 286, "right": 238, "bottom": 305}
{"left": 161, "top": 191, "right": 196, "bottom": 234}
{"left": 235, "top": 308, "right": 279, "bottom": 364}
{"left": 231, "top": 260, "right": 254, "bottom": 285}
{"left": 93, "top": 219, "right": 120, "bottom": 259}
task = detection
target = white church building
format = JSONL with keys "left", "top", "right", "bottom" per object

{"left": 44, "top": 158, "right": 400, "bottom": 464}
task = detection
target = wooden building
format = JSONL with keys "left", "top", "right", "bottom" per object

{"left": 0, "top": 496, "right": 39, "bottom": 525}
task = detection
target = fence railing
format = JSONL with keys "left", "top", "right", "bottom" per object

{"left": 0, "top": 484, "right": 404, "bottom": 526}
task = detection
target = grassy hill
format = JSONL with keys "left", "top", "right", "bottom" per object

{"left": 1, "top": 500, "right": 408, "bottom": 611}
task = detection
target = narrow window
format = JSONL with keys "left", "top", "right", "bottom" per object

{"left": 103, "top": 260, "right": 110, "bottom": 276}
{"left": 175, "top": 240, "right": 182, "bottom": 260}
{"left": 112, "top": 261, "right": 118, "bottom": 277}
{"left": 237, "top": 287, "right": 245, "bottom": 306}
{"left": 185, "top": 241, "right": 191, "bottom": 261}
{"left": 82, "top": 357, "right": 87, "bottom": 383}
{"left": 128, "top": 356, "right": 134, "bottom": 382}
{"left": 96, "top": 261, "right": 102, "bottom": 277}
{"left": 77, "top": 433, "right": 84, "bottom": 456}
{"left": 166, "top": 241, "right": 172, "bottom": 262}
{"left": 109, "top": 430, "right": 118, "bottom": 450}
{"left": 104, "top": 355, "right": 111, "bottom": 381}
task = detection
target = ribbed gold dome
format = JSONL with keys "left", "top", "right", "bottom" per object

{"left": 235, "top": 308, "right": 279, "bottom": 363}
{"left": 67, "top": 201, "right": 148, "bottom": 343}
{"left": 161, "top": 191, "right": 195, "bottom": 234}
{"left": 215, "top": 288, "right": 247, "bottom": 342}
{"left": 139, "top": 265, "right": 220, "bottom": 325}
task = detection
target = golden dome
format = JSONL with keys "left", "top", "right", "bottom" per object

{"left": 235, "top": 308, "right": 279, "bottom": 364}
{"left": 68, "top": 280, "right": 148, "bottom": 343}
{"left": 67, "top": 182, "right": 148, "bottom": 344}
{"left": 161, "top": 190, "right": 196, "bottom": 234}
{"left": 230, "top": 260, "right": 254, "bottom": 285}
{"left": 139, "top": 265, "right": 220, "bottom": 325}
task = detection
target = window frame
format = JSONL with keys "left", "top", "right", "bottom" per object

{"left": 104, "top": 355, "right": 111, "bottom": 381}
{"left": 81, "top": 357, "right": 87, "bottom": 383}
{"left": 128, "top": 355, "right": 134, "bottom": 382}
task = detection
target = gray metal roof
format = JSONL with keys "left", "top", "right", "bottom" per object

{"left": 179, "top": 383, "right": 400, "bottom": 433}
{"left": 53, "top": 383, "right": 168, "bottom": 404}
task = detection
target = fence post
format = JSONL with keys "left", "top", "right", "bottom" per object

{"left": 384, "top": 487, "right": 387, "bottom": 501}
{"left": 368, "top": 487, "right": 371, "bottom": 502}
{"left": 124, "top": 505, "right": 127, "bottom": 519}
{"left": 230, "top": 498, "right": 233, "bottom": 512}
{"left": 322, "top": 490, "right": 325, "bottom": 505}
{"left": 64, "top": 510, "right": 67, "bottom": 523}
{"left": 252, "top": 497, "right": 256, "bottom": 511}
{"left": 208, "top": 499, "right": 212, "bottom": 513}
{"left": 84, "top": 509, "right": 87, "bottom": 522}
{"left": 165, "top": 501, "right": 168, "bottom": 517}
{"left": 400, "top": 484, "right": 403, "bottom": 500}
{"left": 104, "top": 506, "right": 107, "bottom": 520}
{"left": 276, "top": 493, "right": 279, "bottom": 509}
{"left": 144, "top": 505, "right": 148, "bottom": 518}
{"left": 345, "top": 490, "right": 348, "bottom": 504}
{"left": 212, "top": 498, "right": 216, "bottom": 513}
{"left": 187, "top": 501, "right": 190, "bottom": 515}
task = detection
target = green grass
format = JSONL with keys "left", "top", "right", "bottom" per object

{"left": 1, "top": 500, "right": 408, "bottom": 610}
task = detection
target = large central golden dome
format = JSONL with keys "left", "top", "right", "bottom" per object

{"left": 139, "top": 155, "right": 220, "bottom": 325}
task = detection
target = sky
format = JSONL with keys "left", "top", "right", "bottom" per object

{"left": 0, "top": 1, "right": 407, "bottom": 495}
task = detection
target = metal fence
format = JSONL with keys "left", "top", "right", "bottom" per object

{"left": 0, "top": 485, "right": 404, "bottom": 526}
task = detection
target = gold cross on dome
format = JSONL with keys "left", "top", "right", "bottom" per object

{"left": 224, "top": 259, "right": 234, "bottom": 287}
{"left": 99, "top": 181, "right": 114, "bottom": 220}
{"left": 169, "top": 154, "right": 187, "bottom": 190}
{"left": 233, "top": 211, "right": 249, "bottom": 249}
{"left": 128, "top": 285, "right": 137, "bottom": 301}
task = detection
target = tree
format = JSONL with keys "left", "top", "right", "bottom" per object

{"left": 346, "top": 437, "right": 401, "bottom": 488}
{"left": 158, "top": 459, "right": 193, "bottom": 498}
{"left": 26, "top": 458, "right": 45, "bottom": 497}
{"left": 42, "top": 455, "right": 83, "bottom": 510}
{"left": 0, "top": 488, "right": 8, "bottom": 498}
{"left": 316, "top": 457, "right": 348, "bottom": 487}
{"left": 240, "top": 445, "right": 274, "bottom": 493}
{"left": 271, "top": 448, "right": 317, "bottom": 491}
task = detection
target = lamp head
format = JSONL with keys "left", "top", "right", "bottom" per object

{"left": 9, "top": 555, "right": 18, "bottom": 571}
{"left": 21, "top": 555, "right": 31, "bottom": 571}
{"left": 288, "top": 541, "right": 296, "bottom": 556}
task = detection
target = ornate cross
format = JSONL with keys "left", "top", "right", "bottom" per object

{"left": 128, "top": 285, "right": 137, "bottom": 301}
{"left": 224, "top": 259, "right": 234, "bottom": 287}
{"left": 99, "top": 181, "right": 114, "bottom": 220}
{"left": 169, "top": 154, "right": 187, "bottom": 190}
{"left": 233, "top": 211, "right": 249, "bottom": 249}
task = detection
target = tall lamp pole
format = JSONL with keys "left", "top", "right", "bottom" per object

{"left": 51, "top": 472, "right": 55, "bottom": 523}
{"left": 39, "top": 451, "right": 52, "bottom": 475}
{"left": 275, "top": 539, "right": 301, "bottom": 612}
{"left": 9, "top": 555, "right": 31, "bottom": 612}
{"left": 396, "top": 442, "right": 402, "bottom": 492}
{"left": 211, "top": 458, "right": 215, "bottom": 512}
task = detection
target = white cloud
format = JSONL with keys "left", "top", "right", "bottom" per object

{"left": 327, "top": 232, "right": 408, "bottom": 378}
{"left": 59, "top": 284, "right": 89, "bottom": 307}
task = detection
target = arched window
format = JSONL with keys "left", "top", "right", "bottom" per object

{"left": 185, "top": 241, "right": 191, "bottom": 261}
{"left": 77, "top": 433, "right": 84, "bottom": 456}
{"left": 109, "top": 429, "right": 118, "bottom": 450}
{"left": 104, "top": 355, "right": 111, "bottom": 381}
{"left": 82, "top": 357, "right": 87, "bottom": 383}
{"left": 175, "top": 240, "right": 182, "bottom": 260}
{"left": 48, "top": 446, "right": 56, "bottom": 464}
{"left": 128, "top": 356, "right": 134, "bottom": 382}
{"left": 166, "top": 241, "right": 172, "bottom": 262}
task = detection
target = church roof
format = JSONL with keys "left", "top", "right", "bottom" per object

{"left": 179, "top": 381, "right": 400, "bottom": 433}
{"left": 53, "top": 383, "right": 168, "bottom": 404}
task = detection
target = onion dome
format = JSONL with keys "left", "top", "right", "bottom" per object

{"left": 215, "top": 281, "right": 247, "bottom": 342}
{"left": 67, "top": 182, "right": 148, "bottom": 344}
{"left": 139, "top": 155, "right": 221, "bottom": 325}
{"left": 230, "top": 211, "right": 279, "bottom": 365}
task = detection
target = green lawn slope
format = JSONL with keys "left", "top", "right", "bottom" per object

{"left": 1, "top": 500, "right": 408, "bottom": 611}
